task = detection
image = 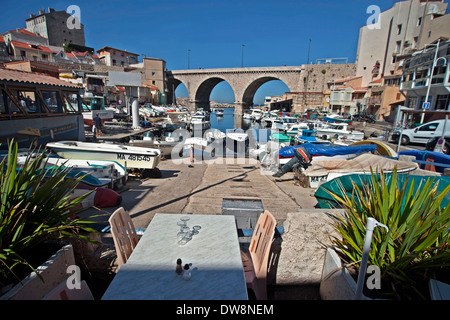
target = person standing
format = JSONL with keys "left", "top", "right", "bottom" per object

{"left": 94, "top": 114, "right": 102, "bottom": 139}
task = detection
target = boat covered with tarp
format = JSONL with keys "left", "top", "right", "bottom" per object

{"left": 314, "top": 173, "right": 450, "bottom": 209}
{"left": 398, "top": 149, "right": 450, "bottom": 174}
{"left": 278, "top": 143, "right": 377, "bottom": 161}
{"left": 299, "top": 153, "right": 419, "bottom": 188}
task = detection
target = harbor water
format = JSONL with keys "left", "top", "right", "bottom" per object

{"left": 209, "top": 108, "right": 271, "bottom": 144}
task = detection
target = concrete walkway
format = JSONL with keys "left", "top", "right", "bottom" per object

{"left": 77, "top": 157, "right": 338, "bottom": 300}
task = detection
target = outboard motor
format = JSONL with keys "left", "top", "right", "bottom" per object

{"left": 272, "top": 146, "right": 312, "bottom": 178}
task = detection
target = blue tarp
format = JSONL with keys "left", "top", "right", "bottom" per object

{"left": 399, "top": 150, "right": 450, "bottom": 173}
{"left": 278, "top": 143, "right": 377, "bottom": 158}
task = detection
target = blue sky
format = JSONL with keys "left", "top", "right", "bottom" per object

{"left": 0, "top": 0, "right": 399, "bottom": 104}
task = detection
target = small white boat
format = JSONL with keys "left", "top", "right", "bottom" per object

{"left": 189, "top": 115, "right": 211, "bottom": 130}
{"left": 226, "top": 129, "right": 249, "bottom": 153}
{"left": 216, "top": 109, "right": 224, "bottom": 116}
{"left": 243, "top": 112, "right": 253, "bottom": 120}
{"left": 46, "top": 141, "right": 161, "bottom": 171}
{"left": 261, "top": 117, "right": 278, "bottom": 128}
{"left": 300, "top": 153, "right": 419, "bottom": 188}
{"left": 14, "top": 152, "right": 127, "bottom": 188}
{"left": 205, "top": 129, "right": 226, "bottom": 142}
{"left": 250, "top": 109, "right": 264, "bottom": 121}
{"left": 44, "top": 157, "right": 128, "bottom": 188}
{"left": 279, "top": 116, "right": 298, "bottom": 129}
{"left": 286, "top": 123, "right": 310, "bottom": 136}
{"left": 315, "top": 123, "right": 364, "bottom": 141}
{"left": 271, "top": 119, "right": 287, "bottom": 132}
{"left": 129, "top": 131, "right": 182, "bottom": 157}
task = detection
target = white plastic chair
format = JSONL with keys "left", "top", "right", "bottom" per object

{"left": 108, "top": 207, "right": 140, "bottom": 268}
{"left": 240, "top": 210, "right": 276, "bottom": 300}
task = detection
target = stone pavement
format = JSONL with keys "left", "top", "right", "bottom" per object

{"left": 77, "top": 157, "right": 340, "bottom": 300}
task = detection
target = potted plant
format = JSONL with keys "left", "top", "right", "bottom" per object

{"left": 0, "top": 142, "right": 98, "bottom": 297}
{"left": 321, "top": 168, "right": 450, "bottom": 300}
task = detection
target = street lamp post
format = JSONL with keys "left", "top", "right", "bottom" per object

{"left": 421, "top": 39, "right": 441, "bottom": 123}
{"left": 188, "top": 49, "right": 191, "bottom": 70}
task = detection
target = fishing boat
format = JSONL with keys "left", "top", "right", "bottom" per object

{"left": 315, "top": 173, "right": 450, "bottom": 210}
{"left": 277, "top": 142, "right": 377, "bottom": 165}
{"left": 271, "top": 119, "right": 287, "bottom": 132}
{"left": 250, "top": 109, "right": 264, "bottom": 121}
{"left": 189, "top": 114, "right": 211, "bottom": 130}
{"left": 261, "top": 116, "right": 278, "bottom": 128}
{"left": 44, "top": 156, "right": 127, "bottom": 188}
{"left": 46, "top": 141, "right": 161, "bottom": 172}
{"left": 216, "top": 109, "right": 224, "bottom": 116}
{"left": 286, "top": 123, "right": 310, "bottom": 137}
{"left": 205, "top": 129, "right": 226, "bottom": 142}
{"left": 279, "top": 116, "right": 299, "bottom": 129}
{"left": 81, "top": 95, "right": 114, "bottom": 126}
{"left": 398, "top": 149, "right": 450, "bottom": 174}
{"left": 128, "top": 130, "right": 182, "bottom": 157}
{"left": 226, "top": 128, "right": 249, "bottom": 153}
{"left": 298, "top": 153, "right": 419, "bottom": 188}
{"left": 295, "top": 130, "right": 328, "bottom": 144}
{"left": 0, "top": 68, "right": 85, "bottom": 151}
{"left": 11, "top": 152, "right": 126, "bottom": 189}
{"left": 315, "top": 123, "right": 364, "bottom": 141}
{"left": 243, "top": 111, "right": 253, "bottom": 120}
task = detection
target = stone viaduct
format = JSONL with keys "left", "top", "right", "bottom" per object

{"left": 166, "top": 63, "right": 356, "bottom": 115}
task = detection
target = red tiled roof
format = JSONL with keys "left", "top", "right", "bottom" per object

{"left": 0, "top": 35, "right": 4, "bottom": 43}
{"left": 11, "top": 40, "right": 58, "bottom": 53}
{"left": 370, "top": 78, "right": 383, "bottom": 84}
{"left": 72, "top": 51, "right": 88, "bottom": 57}
{"left": 0, "top": 67, "right": 81, "bottom": 88}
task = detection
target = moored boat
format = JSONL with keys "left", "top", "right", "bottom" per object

{"left": 315, "top": 123, "right": 364, "bottom": 141}
{"left": 128, "top": 130, "right": 182, "bottom": 157}
{"left": 189, "top": 115, "right": 211, "bottom": 130}
{"left": 277, "top": 142, "right": 377, "bottom": 165}
{"left": 0, "top": 68, "right": 85, "bottom": 151}
{"left": 298, "top": 153, "right": 419, "bottom": 188}
{"left": 46, "top": 141, "right": 161, "bottom": 171}
{"left": 226, "top": 128, "right": 249, "bottom": 153}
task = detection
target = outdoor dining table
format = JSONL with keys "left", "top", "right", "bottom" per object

{"left": 102, "top": 213, "right": 248, "bottom": 300}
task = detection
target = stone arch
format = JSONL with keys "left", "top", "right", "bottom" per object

{"left": 238, "top": 76, "right": 292, "bottom": 113}
{"left": 167, "top": 78, "right": 184, "bottom": 105}
{"left": 194, "top": 77, "right": 235, "bottom": 111}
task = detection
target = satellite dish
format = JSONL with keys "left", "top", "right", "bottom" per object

{"left": 436, "top": 57, "right": 447, "bottom": 67}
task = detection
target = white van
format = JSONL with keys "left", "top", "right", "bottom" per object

{"left": 393, "top": 119, "right": 450, "bottom": 145}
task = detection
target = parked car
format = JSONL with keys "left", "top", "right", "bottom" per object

{"left": 426, "top": 136, "right": 450, "bottom": 154}
{"left": 391, "top": 119, "right": 450, "bottom": 145}
{"left": 353, "top": 112, "right": 376, "bottom": 123}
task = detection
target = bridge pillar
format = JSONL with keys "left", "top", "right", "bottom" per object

{"left": 233, "top": 102, "right": 250, "bottom": 116}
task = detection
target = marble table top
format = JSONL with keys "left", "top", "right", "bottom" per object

{"left": 102, "top": 214, "right": 248, "bottom": 300}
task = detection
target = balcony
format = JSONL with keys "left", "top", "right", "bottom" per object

{"left": 368, "top": 97, "right": 382, "bottom": 105}
{"left": 400, "top": 80, "right": 413, "bottom": 90}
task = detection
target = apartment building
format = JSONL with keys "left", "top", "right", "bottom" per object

{"left": 25, "top": 8, "right": 85, "bottom": 47}
{"left": 328, "top": 77, "right": 367, "bottom": 115}
{"left": 400, "top": 37, "right": 450, "bottom": 122}
{"left": 96, "top": 47, "right": 139, "bottom": 67}
{"left": 356, "top": 0, "right": 450, "bottom": 87}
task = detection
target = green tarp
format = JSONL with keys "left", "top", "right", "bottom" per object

{"left": 314, "top": 173, "right": 450, "bottom": 210}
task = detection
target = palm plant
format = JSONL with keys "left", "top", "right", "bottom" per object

{"left": 327, "top": 168, "right": 450, "bottom": 299}
{"left": 0, "top": 142, "right": 97, "bottom": 287}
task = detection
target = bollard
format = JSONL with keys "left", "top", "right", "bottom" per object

{"left": 189, "top": 145, "right": 194, "bottom": 167}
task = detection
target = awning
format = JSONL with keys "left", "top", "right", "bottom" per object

{"left": 116, "top": 86, "right": 125, "bottom": 92}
